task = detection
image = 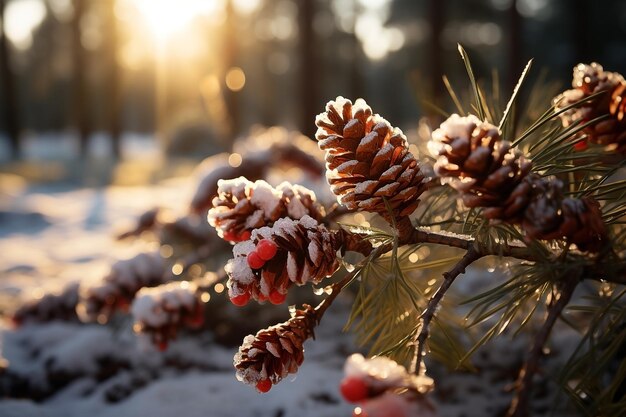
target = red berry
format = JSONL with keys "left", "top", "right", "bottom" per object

{"left": 340, "top": 376, "right": 369, "bottom": 403}
{"left": 256, "top": 379, "right": 272, "bottom": 393}
{"left": 230, "top": 293, "right": 250, "bottom": 307}
{"left": 574, "top": 140, "right": 588, "bottom": 151}
{"left": 256, "top": 239, "right": 278, "bottom": 261}
{"left": 247, "top": 251, "right": 265, "bottom": 269}
{"left": 269, "top": 290, "right": 286, "bottom": 305}
{"left": 240, "top": 230, "right": 251, "bottom": 241}
{"left": 257, "top": 293, "right": 268, "bottom": 302}
{"left": 222, "top": 230, "right": 238, "bottom": 242}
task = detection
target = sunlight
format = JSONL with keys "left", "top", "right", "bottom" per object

{"left": 128, "top": 0, "right": 219, "bottom": 41}
{"left": 4, "top": 0, "right": 47, "bottom": 50}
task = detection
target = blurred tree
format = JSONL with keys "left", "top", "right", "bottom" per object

{"left": 104, "top": 0, "right": 121, "bottom": 158}
{"left": 0, "top": 0, "right": 20, "bottom": 158}
{"left": 222, "top": 0, "right": 239, "bottom": 137}
{"left": 72, "top": 0, "right": 91, "bottom": 156}
{"left": 298, "top": 0, "right": 318, "bottom": 138}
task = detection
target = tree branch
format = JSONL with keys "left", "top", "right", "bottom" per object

{"left": 505, "top": 277, "right": 579, "bottom": 417}
{"left": 410, "top": 245, "right": 483, "bottom": 373}
{"left": 340, "top": 220, "right": 626, "bottom": 285}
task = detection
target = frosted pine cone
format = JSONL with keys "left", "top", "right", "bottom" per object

{"left": 315, "top": 97, "right": 427, "bottom": 220}
{"left": 429, "top": 114, "right": 532, "bottom": 221}
{"left": 78, "top": 252, "right": 166, "bottom": 323}
{"left": 131, "top": 281, "right": 205, "bottom": 351}
{"left": 208, "top": 177, "right": 325, "bottom": 243}
{"left": 225, "top": 215, "right": 341, "bottom": 306}
{"left": 12, "top": 283, "right": 79, "bottom": 326}
{"left": 340, "top": 354, "right": 434, "bottom": 402}
{"left": 430, "top": 114, "right": 607, "bottom": 251}
{"left": 234, "top": 304, "right": 318, "bottom": 392}
{"left": 554, "top": 63, "right": 626, "bottom": 152}
{"left": 340, "top": 354, "right": 436, "bottom": 417}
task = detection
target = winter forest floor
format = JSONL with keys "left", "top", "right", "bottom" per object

{"left": 0, "top": 135, "right": 580, "bottom": 417}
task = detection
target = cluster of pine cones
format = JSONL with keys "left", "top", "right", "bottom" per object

{"left": 429, "top": 114, "right": 606, "bottom": 252}
{"left": 219, "top": 79, "right": 619, "bottom": 393}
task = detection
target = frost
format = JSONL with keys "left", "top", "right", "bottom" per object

{"left": 297, "top": 215, "right": 318, "bottom": 229}
{"left": 232, "top": 240, "right": 256, "bottom": 257}
{"left": 228, "top": 257, "right": 255, "bottom": 285}
{"left": 250, "top": 180, "right": 282, "bottom": 216}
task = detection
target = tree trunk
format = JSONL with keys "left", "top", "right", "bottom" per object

{"left": 298, "top": 0, "right": 317, "bottom": 139}
{"left": 223, "top": 0, "right": 239, "bottom": 138}
{"left": 429, "top": 0, "right": 444, "bottom": 104}
{"left": 72, "top": 0, "right": 90, "bottom": 157}
{"left": 0, "top": 0, "right": 20, "bottom": 159}
{"left": 105, "top": 0, "right": 121, "bottom": 158}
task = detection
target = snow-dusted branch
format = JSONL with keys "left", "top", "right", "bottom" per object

{"left": 410, "top": 245, "right": 483, "bottom": 374}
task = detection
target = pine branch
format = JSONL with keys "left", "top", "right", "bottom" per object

{"left": 342, "top": 218, "right": 626, "bottom": 285}
{"left": 410, "top": 245, "right": 483, "bottom": 373}
{"left": 506, "top": 277, "right": 579, "bottom": 417}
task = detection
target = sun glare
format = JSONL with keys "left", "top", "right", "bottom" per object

{"left": 128, "top": 0, "right": 219, "bottom": 41}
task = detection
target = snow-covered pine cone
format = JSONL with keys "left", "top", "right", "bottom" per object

{"left": 208, "top": 177, "right": 325, "bottom": 243}
{"left": 429, "top": 114, "right": 532, "bottom": 222}
{"left": 339, "top": 354, "right": 437, "bottom": 417}
{"left": 12, "top": 283, "right": 80, "bottom": 326}
{"left": 234, "top": 304, "right": 318, "bottom": 392}
{"left": 225, "top": 215, "right": 341, "bottom": 306}
{"left": 78, "top": 252, "right": 166, "bottom": 323}
{"left": 554, "top": 62, "right": 626, "bottom": 152}
{"left": 131, "top": 281, "right": 205, "bottom": 351}
{"left": 315, "top": 97, "right": 427, "bottom": 220}
{"left": 430, "top": 114, "right": 607, "bottom": 252}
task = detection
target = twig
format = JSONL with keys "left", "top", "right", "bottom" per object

{"left": 505, "top": 277, "right": 579, "bottom": 417}
{"left": 410, "top": 245, "right": 483, "bottom": 373}
{"left": 314, "top": 245, "right": 387, "bottom": 319}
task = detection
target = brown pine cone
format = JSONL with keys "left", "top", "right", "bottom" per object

{"left": 430, "top": 114, "right": 607, "bottom": 251}
{"left": 78, "top": 252, "right": 166, "bottom": 323}
{"left": 554, "top": 63, "right": 626, "bottom": 152}
{"left": 208, "top": 177, "right": 325, "bottom": 243}
{"left": 132, "top": 281, "right": 205, "bottom": 351}
{"left": 314, "top": 96, "right": 427, "bottom": 220}
{"left": 234, "top": 304, "right": 318, "bottom": 392}
{"left": 429, "top": 114, "right": 533, "bottom": 223}
{"left": 225, "top": 215, "right": 341, "bottom": 306}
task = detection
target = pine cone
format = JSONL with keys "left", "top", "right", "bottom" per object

{"left": 430, "top": 114, "right": 607, "bottom": 251}
{"left": 429, "top": 114, "right": 533, "bottom": 222}
{"left": 314, "top": 97, "right": 427, "bottom": 220}
{"left": 78, "top": 252, "right": 166, "bottom": 323}
{"left": 131, "top": 281, "right": 205, "bottom": 351}
{"left": 208, "top": 177, "right": 325, "bottom": 243}
{"left": 234, "top": 304, "right": 318, "bottom": 392}
{"left": 554, "top": 63, "right": 626, "bottom": 152}
{"left": 225, "top": 215, "right": 341, "bottom": 305}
